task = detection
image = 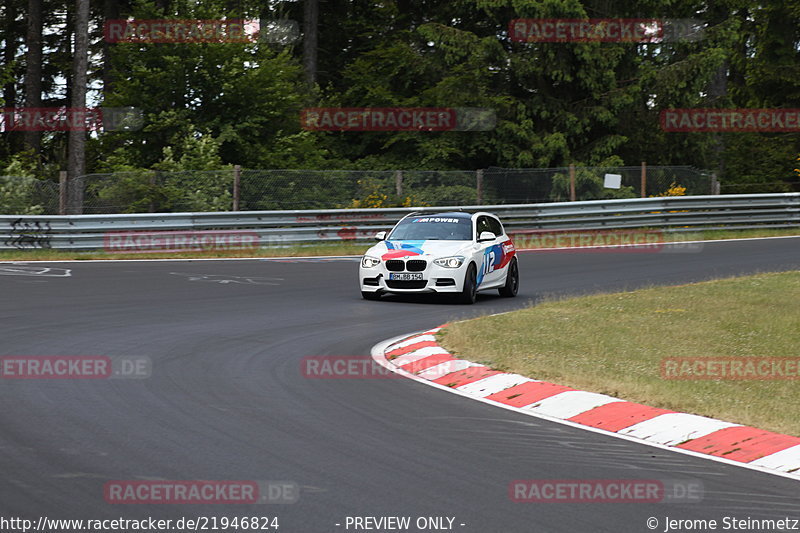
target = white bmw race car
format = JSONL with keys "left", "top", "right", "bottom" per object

{"left": 359, "top": 211, "right": 519, "bottom": 304}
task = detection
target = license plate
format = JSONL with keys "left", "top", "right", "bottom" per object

{"left": 389, "top": 273, "right": 423, "bottom": 281}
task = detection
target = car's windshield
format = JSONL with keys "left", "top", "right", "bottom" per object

{"left": 388, "top": 216, "right": 472, "bottom": 241}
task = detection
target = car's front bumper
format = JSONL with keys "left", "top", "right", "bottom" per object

{"left": 359, "top": 260, "right": 468, "bottom": 294}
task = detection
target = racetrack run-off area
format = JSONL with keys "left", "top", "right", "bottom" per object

{"left": 1, "top": 237, "right": 799, "bottom": 531}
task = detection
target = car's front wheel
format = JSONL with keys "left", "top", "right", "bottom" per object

{"left": 361, "top": 291, "right": 381, "bottom": 301}
{"left": 498, "top": 257, "right": 519, "bottom": 297}
{"left": 457, "top": 264, "right": 477, "bottom": 304}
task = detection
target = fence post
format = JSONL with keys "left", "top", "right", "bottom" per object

{"left": 476, "top": 169, "right": 483, "bottom": 204}
{"left": 710, "top": 173, "right": 720, "bottom": 195}
{"left": 59, "top": 171, "right": 67, "bottom": 215}
{"left": 395, "top": 170, "right": 403, "bottom": 197}
{"left": 569, "top": 164, "right": 576, "bottom": 201}
{"left": 150, "top": 172, "right": 157, "bottom": 212}
{"left": 233, "top": 165, "right": 241, "bottom": 211}
{"left": 640, "top": 161, "right": 647, "bottom": 198}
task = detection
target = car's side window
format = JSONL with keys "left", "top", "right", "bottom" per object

{"left": 475, "top": 216, "right": 492, "bottom": 238}
{"left": 487, "top": 216, "right": 503, "bottom": 237}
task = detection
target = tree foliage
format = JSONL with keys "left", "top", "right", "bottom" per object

{"left": 1, "top": 0, "right": 798, "bottom": 206}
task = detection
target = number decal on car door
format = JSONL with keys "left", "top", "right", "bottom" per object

{"left": 483, "top": 251, "right": 496, "bottom": 276}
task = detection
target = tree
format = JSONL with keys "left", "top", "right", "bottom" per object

{"left": 66, "top": 0, "right": 89, "bottom": 214}
{"left": 101, "top": 0, "right": 123, "bottom": 98}
{"left": 23, "top": 0, "right": 43, "bottom": 155}
{"left": 3, "top": 0, "right": 799, "bottom": 210}
{"left": 303, "top": 0, "right": 318, "bottom": 86}
{"left": 2, "top": 0, "right": 27, "bottom": 157}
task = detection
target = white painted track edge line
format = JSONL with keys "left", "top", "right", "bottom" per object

{"left": 0, "top": 254, "right": 362, "bottom": 263}
{"left": 514, "top": 233, "right": 800, "bottom": 252}
{"left": 371, "top": 333, "right": 800, "bottom": 483}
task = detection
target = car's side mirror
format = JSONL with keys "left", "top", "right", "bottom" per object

{"left": 374, "top": 231, "right": 386, "bottom": 241}
{"left": 477, "top": 231, "right": 496, "bottom": 242}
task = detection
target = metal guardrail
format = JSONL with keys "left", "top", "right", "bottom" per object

{"left": 1, "top": 193, "right": 798, "bottom": 251}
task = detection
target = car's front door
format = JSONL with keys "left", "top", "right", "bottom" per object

{"left": 475, "top": 215, "right": 503, "bottom": 286}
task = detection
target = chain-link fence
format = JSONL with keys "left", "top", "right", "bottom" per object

{"left": 235, "top": 169, "right": 486, "bottom": 210}
{"left": 720, "top": 180, "right": 800, "bottom": 194}
{"left": 77, "top": 170, "right": 234, "bottom": 213}
{"left": 0, "top": 175, "right": 60, "bottom": 215}
{"left": 483, "top": 165, "right": 712, "bottom": 204}
{"left": 239, "top": 170, "right": 389, "bottom": 210}
{"left": 0, "top": 165, "right": 716, "bottom": 214}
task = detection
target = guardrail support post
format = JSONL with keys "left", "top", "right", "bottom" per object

{"left": 233, "top": 165, "right": 241, "bottom": 211}
{"left": 476, "top": 169, "right": 483, "bottom": 204}
{"left": 569, "top": 164, "right": 576, "bottom": 201}
{"left": 395, "top": 170, "right": 403, "bottom": 198}
{"left": 59, "top": 171, "right": 67, "bottom": 215}
{"left": 640, "top": 161, "right": 647, "bottom": 198}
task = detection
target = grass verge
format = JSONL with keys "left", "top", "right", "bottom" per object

{"left": 0, "top": 242, "right": 368, "bottom": 261}
{"left": 438, "top": 271, "right": 800, "bottom": 436}
{"left": 0, "top": 227, "right": 797, "bottom": 261}
{"left": 512, "top": 227, "right": 800, "bottom": 250}
{"left": 690, "top": 227, "right": 800, "bottom": 241}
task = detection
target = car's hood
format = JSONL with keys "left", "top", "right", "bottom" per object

{"left": 365, "top": 240, "right": 472, "bottom": 260}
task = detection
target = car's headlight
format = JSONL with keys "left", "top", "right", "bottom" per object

{"left": 433, "top": 256, "right": 465, "bottom": 268}
{"left": 361, "top": 255, "right": 381, "bottom": 268}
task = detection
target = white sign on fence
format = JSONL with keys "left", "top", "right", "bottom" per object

{"left": 604, "top": 173, "right": 622, "bottom": 189}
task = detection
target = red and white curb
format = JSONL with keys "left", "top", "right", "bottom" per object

{"left": 371, "top": 326, "right": 800, "bottom": 482}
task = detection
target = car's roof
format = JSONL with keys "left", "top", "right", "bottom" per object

{"left": 399, "top": 211, "right": 503, "bottom": 224}
{"left": 407, "top": 211, "right": 472, "bottom": 219}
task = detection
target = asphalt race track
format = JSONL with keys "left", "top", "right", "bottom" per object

{"left": 1, "top": 238, "right": 799, "bottom": 532}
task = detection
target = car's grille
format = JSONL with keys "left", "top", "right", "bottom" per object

{"left": 406, "top": 260, "right": 427, "bottom": 272}
{"left": 386, "top": 260, "right": 404, "bottom": 272}
{"left": 386, "top": 259, "right": 427, "bottom": 272}
{"left": 386, "top": 280, "right": 427, "bottom": 289}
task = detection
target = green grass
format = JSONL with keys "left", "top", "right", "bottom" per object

{"left": 0, "top": 227, "right": 798, "bottom": 260}
{"left": 513, "top": 227, "right": 800, "bottom": 249}
{"left": 0, "top": 242, "right": 367, "bottom": 261}
{"left": 695, "top": 227, "right": 800, "bottom": 240}
{"left": 438, "top": 271, "right": 800, "bottom": 436}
